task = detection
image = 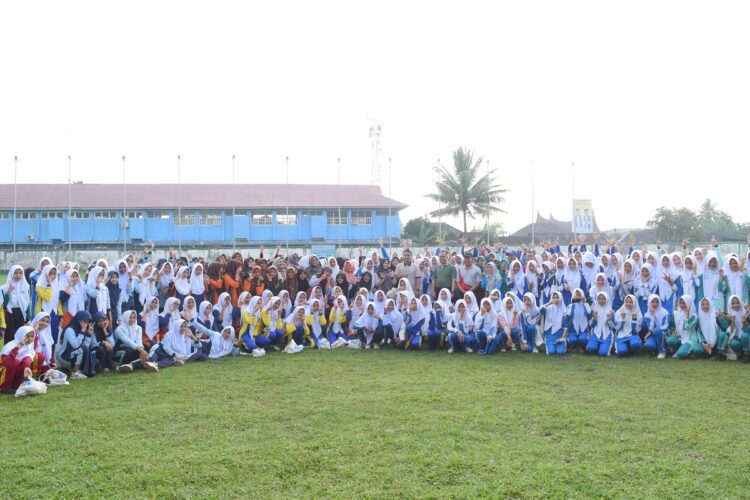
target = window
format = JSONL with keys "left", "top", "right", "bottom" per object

{"left": 16, "top": 211, "right": 37, "bottom": 220}
{"left": 327, "top": 209, "right": 345, "bottom": 225}
{"left": 147, "top": 210, "right": 170, "bottom": 219}
{"left": 41, "top": 211, "right": 64, "bottom": 220}
{"left": 277, "top": 212, "right": 297, "bottom": 225}
{"left": 122, "top": 211, "right": 144, "bottom": 219}
{"left": 94, "top": 211, "right": 118, "bottom": 220}
{"left": 199, "top": 211, "right": 222, "bottom": 226}
{"left": 174, "top": 214, "right": 195, "bottom": 226}
{"left": 251, "top": 210, "right": 272, "bottom": 226}
{"left": 0, "top": 212, "right": 9, "bottom": 220}
{"left": 375, "top": 209, "right": 394, "bottom": 217}
{"left": 70, "top": 211, "right": 89, "bottom": 219}
{"left": 231, "top": 210, "right": 249, "bottom": 217}
{"left": 351, "top": 209, "right": 372, "bottom": 225}
{"left": 302, "top": 209, "right": 323, "bottom": 217}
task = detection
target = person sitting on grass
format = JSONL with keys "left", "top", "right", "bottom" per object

{"left": 285, "top": 306, "right": 311, "bottom": 348}
{"left": 306, "top": 299, "right": 328, "bottom": 348}
{"left": 54, "top": 310, "right": 97, "bottom": 380}
{"left": 668, "top": 295, "right": 704, "bottom": 359}
{"left": 497, "top": 296, "right": 521, "bottom": 353}
{"left": 115, "top": 310, "right": 160, "bottom": 373}
{"left": 327, "top": 295, "right": 350, "bottom": 348}
{"left": 696, "top": 297, "right": 726, "bottom": 361}
{"left": 564, "top": 288, "right": 591, "bottom": 353}
{"left": 190, "top": 321, "right": 239, "bottom": 359}
{"left": 259, "top": 297, "right": 285, "bottom": 350}
{"left": 140, "top": 296, "right": 167, "bottom": 350}
{"left": 402, "top": 298, "right": 425, "bottom": 350}
{"left": 520, "top": 292, "right": 542, "bottom": 353}
{"left": 30, "top": 312, "right": 54, "bottom": 377}
{"left": 541, "top": 291, "right": 567, "bottom": 356}
{"left": 0, "top": 326, "right": 35, "bottom": 394}
{"left": 723, "top": 295, "right": 749, "bottom": 362}
{"left": 426, "top": 301, "right": 446, "bottom": 351}
{"left": 476, "top": 297, "right": 499, "bottom": 355}
{"left": 447, "top": 299, "right": 475, "bottom": 354}
{"left": 585, "top": 292, "right": 615, "bottom": 357}
{"left": 642, "top": 294, "right": 670, "bottom": 360}
{"left": 91, "top": 311, "right": 115, "bottom": 373}
{"left": 355, "top": 301, "right": 384, "bottom": 349}
{"left": 152, "top": 318, "right": 207, "bottom": 366}
{"left": 613, "top": 295, "right": 643, "bottom": 357}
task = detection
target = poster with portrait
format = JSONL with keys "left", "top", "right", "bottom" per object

{"left": 572, "top": 200, "right": 594, "bottom": 234}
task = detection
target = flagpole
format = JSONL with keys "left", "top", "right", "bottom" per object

{"left": 337, "top": 157, "right": 341, "bottom": 256}
{"left": 388, "top": 156, "right": 392, "bottom": 254}
{"left": 67, "top": 155, "right": 72, "bottom": 257}
{"left": 13, "top": 156, "right": 18, "bottom": 256}
{"left": 232, "top": 154, "right": 236, "bottom": 252}
{"left": 437, "top": 158, "right": 442, "bottom": 244}
{"left": 122, "top": 155, "right": 127, "bottom": 254}
{"left": 571, "top": 161, "right": 576, "bottom": 244}
{"left": 531, "top": 159, "right": 535, "bottom": 246}
{"left": 285, "top": 155, "right": 289, "bottom": 256}
{"left": 177, "top": 155, "right": 182, "bottom": 255}
{"left": 486, "top": 159, "right": 490, "bottom": 246}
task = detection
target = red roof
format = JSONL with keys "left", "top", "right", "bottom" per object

{"left": 0, "top": 183, "right": 407, "bottom": 210}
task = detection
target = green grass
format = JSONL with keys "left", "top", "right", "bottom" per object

{"left": 3, "top": 350, "right": 749, "bottom": 499}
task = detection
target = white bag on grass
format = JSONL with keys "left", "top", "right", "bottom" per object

{"left": 15, "top": 378, "right": 48, "bottom": 398}
{"left": 40, "top": 369, "right": 69, "bottom": 386}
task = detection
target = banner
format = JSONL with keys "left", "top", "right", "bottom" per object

{"left": 572, "top": 200, "right": 594, "bottom": 234}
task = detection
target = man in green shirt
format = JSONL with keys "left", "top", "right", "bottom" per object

{"left": 432, "top": 250, "right": 457, "bottom": 300}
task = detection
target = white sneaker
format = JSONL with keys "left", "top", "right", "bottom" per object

{"left": 365, "top": 344, "right": 372, "bottom": 350}
{"left": 252, "top": 348, "right": 266, "bottom": 357}
{"left": 270, "top": 345, "right": 281, "bottom": 351}
{"left": 532, "top": 348, "right": 539, "bottom": 354}
{"left": 71, "top": 371, "right": 87, "bottom": 380}
{"left": 294, "top": 345, "right": 304, "bottom": 353}
{"left": 672, "top": 353, "right": 679, "bottom": 359}
{"left": 284, "top": 341, "right": 299, "bottom": 354}
{"left": 331, "top": 338, "right": 343, "bottom": 349}
{"left": 447, "top": 348, "right": 454, "bottom": 354}
{"left": 500, "top": 348, "right": 507, "bottom": 353}
{"left": 347, "top": 339, "right": 361, "bottom": 349}
{"left": 386, "top": 338, "right": 392, "bottom": 344}
{"left": 117, "top": 364, "right": 133, "bottom": 374}
{"left": 144, "top": 361, "right": 159, "bottom": 372}
{"left": 466, "top": 347, "right": 473, "bottom": 353}
{"left": 373, "top": 344, "right": 380, "bottom": 350}
{"left": 657, "top": 353, "right": 666, "bottom": 360}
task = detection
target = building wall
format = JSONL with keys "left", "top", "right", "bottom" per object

{"left": 0, "top": 208, "right": 401, "bottom": 246}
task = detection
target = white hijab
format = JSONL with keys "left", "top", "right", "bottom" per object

{"left": 119, "top": 310, "right": 142, "bottom": 343}
{"left": 591, "top": 292, "right": 612, "bottom": 339}
{"left": 1, "top": 326, "right": 35, "bottom": 361}
{"left": 543, "top": 291, "right": 565, "bottom": 332}
{"left": 37, "top": 264, "right": 61, "bottom": 313}
{"left": 174, "top": 266, "right": 192, "bottom": 296}
{"left": 463, "top": 291, "right": 479, "bottom": 318}
{"left": 165, "top": 319, "right": 192, "bottom": 357}
{"left": 216, "top": 292, "right": 234, "bottom": 328}
{"left": 142, "top": 297, "right": 161, "bottom": 340}
{"left": 208, "top": 327, "right": 236, "bottom": 359}
{"left": 697, "top": 297, "right": 717, "bottom": 346}
{"left": 1, "top": 265, "right": 31, "bottom": 317}
{"left": 65, "top": 269, "right": 87, "bottom": 316}
{"left": 436, "top": 288, "right": 453, "bottom": 322}
{"left": 32, "top": 312, "right": 54, "bottom": 361}
{"left": 308, "top": 299, "right": 324, "bottom": 337}
{"left": 189, "top": 263, "right": 206, "bottom": 295}
{"left": 451, "top": 299, "right": 473, "bottom": 329}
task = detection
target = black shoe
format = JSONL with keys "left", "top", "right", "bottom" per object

{"left": 1, "top": 389, "right": 16, "bottom": 395}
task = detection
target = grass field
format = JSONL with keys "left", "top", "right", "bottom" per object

{"left": 3, "top": 350, "right": 750, "bottom": 498}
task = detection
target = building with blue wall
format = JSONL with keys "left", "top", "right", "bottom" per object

{"left": 0, "top": 183, "right": 405, "bottom": 248}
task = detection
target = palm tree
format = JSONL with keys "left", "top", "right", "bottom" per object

{"left": 426, "top": 147, "right": 507, "bottom": 236}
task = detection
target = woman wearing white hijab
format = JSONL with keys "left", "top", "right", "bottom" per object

{"left": 492, "top": 296, "right": 517, "bottom": 353}
{"left": 696, "top": 297, "right": 726, "bottom": 360}
{"left": 521, "top": 292, "right": 542, "bottom": 353}
{"left": 585, "top": 292, "right": 614, "bottom": 357}
{"left": 723, "top": 255, "right": 747, "bottom": 304}
{"left": 724, "top": 295, "right": 749, "bottom": 362}
{"left": 173, "top": 266, "right": 192, "bottom": 304}
{"left": 642, "top": 294, "right": 670, "bottom": 359}
{"left": 680, "top": 256, "right": 701, "bottom": 308}
{"left": 327, "top": 295, "right": 350, "bottom": 347}
{"left": 135, "top": 263, "right": 157, "bottom": 310}
{"left": 508, "top": 260, "right": 528, "bottom": 299}
{"left": 157, "top": 261, "right": 175, "bottom": 306}
{"left": 31, "top": 312, "right": 54, "bottom": 375}
{"left": 654, "top": 253, "right": 681, "bottom": 313}
{"left": 435, "top": 288, "right": 454, "bottom": 320}
{"left": 155, "top": 318, "right": 197, "bottom": 365}
{"left": 181, "top": 296, "right": 198, "bottom": 322}
{"left": 474, "top": 297, "right": 505, "bottom": 355}
{"left": 278, "top": 290, "right": 293, "bottom": 319}
{"left": 140, "top": 296, "right": 163, "bottom": 349}
{"left": 541, "top": 291, "right": 567, "bottom": 356}
{"left": 563, "top": 288, "right": 591, "bottom": 352}
{"left": 85, "top": 265, "right": 110, "bottom": 317}
{"left": 561, "top": 258, "right": 583, "bottom": 307}
{"left": 401, "top": 298, "right": 425, "bottom": 350}
{"left": 580, "top": 252, "right": 600, "bottom": 299}
{"left": 463, "top": 291, "right": 479, "bottom": 319}
{"left": 189, "top": 263, "right": 207, "bottom": 305}
{"left": 258, "top": 297, "right": 285, "bottom": 349}
{"left": 114, "top": 310, "right": 159, "bottom": 373}
{"left": 1, "top": 265, "right": 31, "bottom": 344}
{"left": 305, "top": 299, "right": 328, "bottom": 348}
{"left": 613, "top": 294, "right": 643, "bottom": 357}
{"left": 0, "top": 326, "right": 36, "bottom": 393}
{"left": 355, "top": 301, "right": 385, "bottom": 349}
{"left": 633, "top": 264, "right": 657, "bottom": 316}
{"left": 285, "top": 306, "right": 311, "bottom": 349}
{"left": 380, "top": 298, "right": 403, "bottom": 347}
{"left": 215, "top": 292, "right": 234, "bottom": 329}
{"left": 446, "top": 299, "right": 475, "bottom": 354}
{"left": 701, "top": 251, "right": 725, "bottom": 312}
{"left": 668, "top": 295, "right": 704, "bottom": 359}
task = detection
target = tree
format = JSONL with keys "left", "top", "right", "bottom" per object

{"left": 427, "top": 147, "right": 507, "bottom": 236}
{"left": 471, "top": 221, "right": 506, "bottom": 244}
{"left": 647, "top": 207, "right": 698, "bottom": 242}
{"left": 402, "top": 217, "right": 440, "bottom": 246}
{"left": 696, "top": 199, "right": 736, "bottom": 240}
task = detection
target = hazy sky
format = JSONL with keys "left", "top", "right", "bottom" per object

{"left": 1, "top": 1, "right": 748, "bottom": 234}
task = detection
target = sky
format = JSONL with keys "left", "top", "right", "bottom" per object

{"left": 1, "top": 1, "right": 749, "bottom": 234}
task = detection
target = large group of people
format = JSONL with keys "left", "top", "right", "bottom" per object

{"left": 1, "top": 233, "right": 749, "bottom": 394}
